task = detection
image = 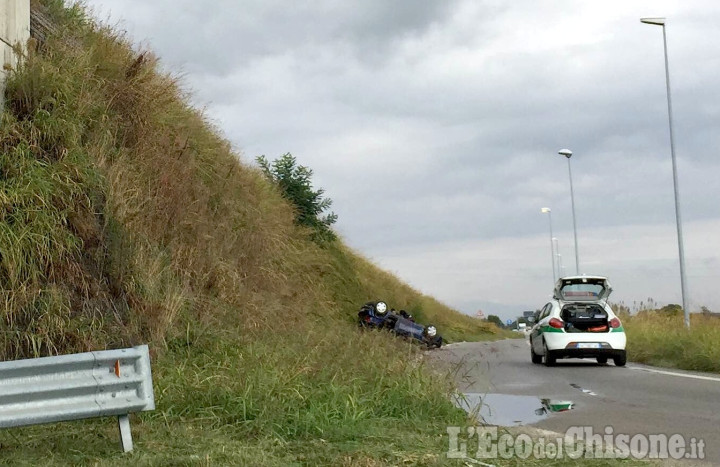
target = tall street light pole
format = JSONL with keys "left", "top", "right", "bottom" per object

{"left": 641, "top": 17, "right": 690, "bottom": 328}
{"left": 558, "top": 149, "right": 580, "bottom": 275}
{"left": 541, "top": 208, "right": 556, "bottom": 284}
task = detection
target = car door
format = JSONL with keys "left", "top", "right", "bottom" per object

{"left": 531, "top": 304, "right": 551, "bottom": 354}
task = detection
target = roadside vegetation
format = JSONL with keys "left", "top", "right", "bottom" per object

{"left": 0, "top": 1, "right": 501, "bottom": 464}
{"left": 624, "top": 305, "right": 720, "bottom": 373}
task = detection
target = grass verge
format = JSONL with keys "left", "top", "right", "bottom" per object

{"left": 1, "top": 323, "right": 469, "bottom": 465}
{"left": 625, "top": 313, "right": 720, "bottom": 373}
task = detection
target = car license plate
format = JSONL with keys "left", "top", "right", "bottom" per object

{"left": 577, "top": 343, "right": 601, "bottom": 349}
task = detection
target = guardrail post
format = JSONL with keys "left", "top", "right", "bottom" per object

{"left": 118, "top": 414, "right": 133, "bottom": 452}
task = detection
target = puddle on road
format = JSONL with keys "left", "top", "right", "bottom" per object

{"left": 453, "top": 393, "right": 574, "bottom": 426}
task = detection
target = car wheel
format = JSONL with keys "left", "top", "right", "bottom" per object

{"left": 596, "top": 356, "right": 608, "bottom": 365}
{"left": 543, "top": 341, "right": 556, "bottom": 367}
{"left": 613, "top": 351, "right": 627, "bottom": 367}
{"left": 530, "top": 341, "right": 542, "bottom": 364}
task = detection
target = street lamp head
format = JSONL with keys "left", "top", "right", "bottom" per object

{"left": 558, "top": 149, "right": 573, "bottom": 159}
{"left": 640, "top": 17, "right": 666, "bottom": 26}
{"left": 541, "top": 207, "right": 551, "bottom": 214}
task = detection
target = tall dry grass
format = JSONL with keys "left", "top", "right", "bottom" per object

{"left": 625, "top": 312, "right": 720, "bottom": 372}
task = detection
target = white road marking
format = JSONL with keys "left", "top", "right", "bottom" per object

{"left": 628, "top": 365, "right": 720, "bottom": 382}
{"left": 570, "top": 383, "right": 598, "bottom": 396}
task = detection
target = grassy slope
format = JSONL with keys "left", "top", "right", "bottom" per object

{"left": 0, "top": 1, "right": 503, "bottom": 464}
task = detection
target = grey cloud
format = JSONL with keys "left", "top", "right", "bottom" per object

{"left": 91, "top": 0, "right": 462, "bottom": 75}
{"left": 86, "top": 0, "right": 720, "bottom": 312}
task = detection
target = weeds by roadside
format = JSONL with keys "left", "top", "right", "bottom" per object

{"left": 0, "top": 323, "right": 468, "bottom": 465}
{"left": 625, "top": 313, "right": 720, "bottom": 373}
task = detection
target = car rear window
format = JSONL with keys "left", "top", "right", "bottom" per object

{"left": 560, "top": 283, "right": 604, "bottom": 301}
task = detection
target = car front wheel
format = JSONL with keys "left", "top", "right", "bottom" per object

{"left": 543, "top": 341, "right": 556, "bottom": 367}
{"left": 530, "top": 340, "right": 542, "bottom": 364}
{"left": 596, "top": 356, "right": 608, "bottom": 365}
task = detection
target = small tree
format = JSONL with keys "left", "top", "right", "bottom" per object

{"left": 256, "top": 153, "right": 337, "bottom": 243}
{"left": 486, "top": 315, "right": 503, "bottom": 328}
{"left": 657, "top": 304, "right": 682, "bottom": 316}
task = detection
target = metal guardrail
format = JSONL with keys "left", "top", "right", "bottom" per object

{"left": 0, "top": 345, "right": 155, "bottom": 452}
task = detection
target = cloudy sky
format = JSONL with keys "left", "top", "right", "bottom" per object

{"left": 85, "top": 0, "right": 720, "bottom": 320}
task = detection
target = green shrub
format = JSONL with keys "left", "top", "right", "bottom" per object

{"left": 257, "top": 153, "right": 338, "bottom": 243}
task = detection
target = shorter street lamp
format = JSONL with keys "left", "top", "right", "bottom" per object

{"left": 541, "top": 207, "right": 556, "bottom": 283}
{"left": 553, "top": 237, "right": 560, "bottom": 279}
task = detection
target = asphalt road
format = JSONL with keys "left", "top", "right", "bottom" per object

{"left": 433, "top": 338, "right": 720, "bottom": 464}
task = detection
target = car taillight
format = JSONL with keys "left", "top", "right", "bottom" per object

{"left": 609, "top": 318, "right": 621, "bottom": 328}
{"left": 549, "top": 318, "right": 564, "bottom": 329}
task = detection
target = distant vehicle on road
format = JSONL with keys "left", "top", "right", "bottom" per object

{"left": 529, "top": 276, "right": 626, "bottom": 366}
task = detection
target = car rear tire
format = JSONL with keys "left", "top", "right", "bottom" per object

{"left": 613, "top": 351, "right": 627, "bottom": 367}
{"left": 596, "top": 356, "right": 608, "bottom": 365}
{"left": 543, "top": 341, "right": 556, "bottom": 367}
{"left": 530, "top": 341, "right": 542, "bottom": 364}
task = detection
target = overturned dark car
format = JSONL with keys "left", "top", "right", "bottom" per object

{"left": 358, "top": 300, "right": 443, "bottom": 348}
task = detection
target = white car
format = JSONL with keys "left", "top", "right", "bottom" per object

{"left": 529, "top": 276, "right": 626, "bottom": 367}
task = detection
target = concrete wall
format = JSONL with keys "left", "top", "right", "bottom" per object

{"left": 1, "top": 0, "right": 31, "bottom": 107}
